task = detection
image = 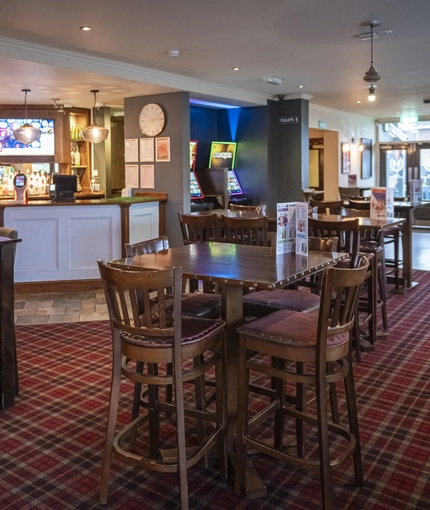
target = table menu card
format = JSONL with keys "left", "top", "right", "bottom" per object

{"left": 295, "top": 202, "right": 309, "bottom": 256}
{"left": 276, "top": 202, "right": 296, "bottom": 254}
{"left": 370, "top": 187, "right": 394, "bottom": 219}
{"left": 409, "top": 179, "right": 422, "bottom": 205}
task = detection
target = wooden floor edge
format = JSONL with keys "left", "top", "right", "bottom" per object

{"left": 15, "top": 279, "right": 103, "bottom": 295}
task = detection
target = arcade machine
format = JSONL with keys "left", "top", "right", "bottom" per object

{"left": 208, "top": 141, "right": 250, "bottom": 207}
{"left": 189, "top": 140, "right": 214, "bottom": 212}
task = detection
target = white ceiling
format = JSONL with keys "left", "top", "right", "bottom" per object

{"left": 0, "top": 0, "right": 430, "bottom": 119}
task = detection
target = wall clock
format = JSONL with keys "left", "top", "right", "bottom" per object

{"left": 139, "top": 103, "right": 165, "bottom": 136}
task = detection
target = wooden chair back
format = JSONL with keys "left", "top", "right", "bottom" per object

{"left": 309, "top": 199, "right": 343, "bottom": 214}
{"left": 309, "top": 217, "right": 360, "bottom": 265}
{"left": 221, "top": 214, "right": 268, "bottom": 246}
{"left": 317, "top": 253, "right": 369, "bottom": 358}
{"left": 338, "top": 186, "right": 361, "bottom": 199}
{"left": 348, "top": 198, "right": 371, "bottom": 210}
{"left": 230, "top": 204, "right": 267, "bottom": 214}
{"left": 178, "top": 212, "right": 219, "bottom": 244}
{"left": 308, "top": 236, "right": 338, "bottom": 252}
{"left": 124, "top": 235, "right": 169, "bottom": 257}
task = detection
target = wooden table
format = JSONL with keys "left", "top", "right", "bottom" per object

{"left": 0, "top": 235, "right": 21, "bottom": 410}
{"left": 112, "top": 241, "right": 348, "bottom": 497}
{"left": 343, "top": 200, "right": 417, "bottom": 291}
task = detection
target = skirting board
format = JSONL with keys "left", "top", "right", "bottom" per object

{"left": 15, "top": 279, "right": 103, "bottom": 295}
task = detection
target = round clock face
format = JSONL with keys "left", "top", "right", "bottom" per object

{"left": 139, "top": 103, "right": 165, "bottom": 136}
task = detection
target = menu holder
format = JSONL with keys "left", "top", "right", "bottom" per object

{"left": 276, "top": 202, "right": 308, "bottom": 255}
{"left": 409, "top": 179, "right": 422, "bottom": 205}
{"left": 370, "top": 187, "right": 394, "bottom": 219}
{"left": 295, "top": 202, "right": 309, "bottom": 256}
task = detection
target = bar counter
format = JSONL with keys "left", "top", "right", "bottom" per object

{"left": 0, "top": 195, "right": 166, "bottom": 285}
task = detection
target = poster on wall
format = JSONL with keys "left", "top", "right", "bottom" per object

{"left": 341, "top": 143, "right": 351, "bottom": 174}
{"left": 140, "top": 165, "right": 155, "bottom": 189}
{"left": 361, "top": 138, "right": 372, "bottom": 179}
{"left": 125, "top": 139, "right": 138, "bottom": 162}
{"left": 348, "top": 174, "right": 357, "bottom": 186}
{"left": 156, "top": 137, "right": 171, "bottom": 162}
{"left": 140, "top": 138, "right": 154, "bottom": 162}
{"left": 125, "top": 164, "right": 139, "bottom": 188}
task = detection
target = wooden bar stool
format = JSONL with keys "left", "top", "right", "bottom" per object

{"left": 234, "top": 255, "right": 369, "bottom": 510}
{"left": 98, "top": 261, "right": 227, "bottom": 510}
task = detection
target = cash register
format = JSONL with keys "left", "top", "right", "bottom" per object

{"left": 50, "top": 174, "right": 77, "bottom": 202}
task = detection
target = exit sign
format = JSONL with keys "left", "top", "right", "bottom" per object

{"left": 278, "top": 115, "right": 300, "bottom": 125}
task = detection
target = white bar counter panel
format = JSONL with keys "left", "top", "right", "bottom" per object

{"left": 1, "top": 198, "right": 161, "bottom": 282}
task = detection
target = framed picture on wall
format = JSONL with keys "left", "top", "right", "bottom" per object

{"left": 360, "top": 138, "right": 372, "bottom": 179}
{"left": 341, "top": 143, "right": 351, "bottom": 174}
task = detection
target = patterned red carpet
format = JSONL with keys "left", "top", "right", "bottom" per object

{"left": 1, "top": 272, "right": 430, "bottom": 509}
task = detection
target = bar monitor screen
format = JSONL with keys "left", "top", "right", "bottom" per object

{"left": 0, "top": 118, "right": 55, "bottom": 156}
{"left": 190, "top": 171, "right": 204, "bottom": 199}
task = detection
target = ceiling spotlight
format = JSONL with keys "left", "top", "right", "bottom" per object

{"left": 169, "top": 50, "right": 180, "bottom": 57}
{"left": 362, "top": 20, "right": 381, "bottom": 101}
{"left": 357, "top": 100, "right": 362, "bottom": 104}
{"left": 297, "top": 85, "right": 304, "bottom": 89}
{"left": 232, "top": 67, "right": 240, "bottom": 71}
{"left": 263, "top": 76, "right": 283, "bottom": 85}
{"left": 80, "top": 26, "right": 92, "bottom": 31}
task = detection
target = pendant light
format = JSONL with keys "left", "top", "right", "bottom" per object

{"left": 362, "top": 20, "right": 381, "bottom": 101}
{"left": 82, "top": 90, "right": 109, "bottom": 144}
{"left": 13, "top": 89, "right": 42, "bottom": 145}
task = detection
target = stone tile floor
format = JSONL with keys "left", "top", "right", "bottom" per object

{"left": 14, "top": 290, "right": 109, "bottom": 325}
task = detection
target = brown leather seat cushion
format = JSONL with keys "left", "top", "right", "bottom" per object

{"left": 122, "top": 316, "right": 225, "bottom": 348}
{"left": 181, "top": 293, "right": 222, "bottom": 319}
{"left": 237, "top": 309, "right": 348, "bottom": 351}
{"left": 243, "top": 289, "right": 320, "bottom": 317}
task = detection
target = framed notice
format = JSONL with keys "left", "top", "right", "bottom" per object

{"left": 341, "top": 143, "right": 351, "bottom": 174}
{"left": 360, "top": 138, "right": 372, "bottom": 179}
{"left": 125, "top": 139, "right": 138, "bottom": 162}
{"left": 125, "top": 164, "right": 139, "bottom": 188}
{"left": 140, "top": 165, "right": 155, "bottom": 189}
{"left": 155, "top": 137, "right": 171, "bottom": 162}
{"left": 140, "top": 138, "right": 154, "bottom": 162}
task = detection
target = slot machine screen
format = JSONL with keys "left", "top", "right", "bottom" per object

{"left": 190, "top": 140, "right": 198, "bottom": 171}
{"left": 227, "top": 169, "right": 243, "bottom": 195}
{"left": 190, "top": 171, "right": 204, "bottom": 199}
{"left": 209, "top": 141, "right": 237, "bottom": 169}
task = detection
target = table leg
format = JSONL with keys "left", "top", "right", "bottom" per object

{"left": 222, "top": 283, "right": 267, "bottom": 499}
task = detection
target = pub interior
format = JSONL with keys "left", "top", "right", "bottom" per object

{"left": 1, "top": 1, "right": 430, "bottom": 509}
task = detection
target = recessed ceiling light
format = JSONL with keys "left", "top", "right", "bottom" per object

{"left": 357, "top": 100, "right": 362, "bottom": 104}
{"left": 232, "top": 67, "right": 240, "bottom": 71}
{"left": 397, "top": 111, "right": 400, "bottom": 115}
{"left": 297, "top": 85, "right": 304, "bottom": 89}
{"left": 80, "top": 26, "right": 92, "bottom": 31}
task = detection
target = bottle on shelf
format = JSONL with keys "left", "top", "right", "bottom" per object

{"left": 70, "top": 144, "right": 75, "bottom": 165}
{"left": 74, "top": 146, "right": 81, "bottom": 166}
{"left": 90, "top": 169, "right": 100, "bottom": 192}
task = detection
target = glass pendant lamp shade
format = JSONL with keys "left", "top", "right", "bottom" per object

{"left": 82, "top": 90, "right": 109, "bottom": 144}
{"left": 13, "top": 90, "right": 42, "bottom": 145}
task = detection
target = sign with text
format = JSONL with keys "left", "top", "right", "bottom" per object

{"left": 278, "top": 115, "right": 300, "bottom": 125}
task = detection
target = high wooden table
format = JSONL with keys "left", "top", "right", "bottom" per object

{"left": 112, "top": 241, "right": 348, "bottom": 497}
{"left": 0, "top": 235, "right": 21, "bottom": 411}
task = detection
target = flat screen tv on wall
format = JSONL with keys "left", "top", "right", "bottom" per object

{"left": 0, "top": 119, "right": 55, "bottom": 156}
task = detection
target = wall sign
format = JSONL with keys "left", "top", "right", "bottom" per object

{"left": 278, "top": 115, "right": 300, "bottom": 125}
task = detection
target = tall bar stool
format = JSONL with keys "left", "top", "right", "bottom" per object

{"left": 234, "top": 255, "right": 369, "bottom": 510}
{"left": 242, "top": 236, "right": 338, "bottom": 318}
{"left": 98, "top": 261, "right": 227, "bottom": 510}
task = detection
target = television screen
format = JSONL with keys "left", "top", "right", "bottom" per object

{"left": 53, "top": 174, "right": 77, "bottom": 192}
{"left": 0, "top": 119, "right": 55, "bottom": 156}
{"left": 190, "top": 140, "right": 198, "bottom": 171}
{"left": 190, "top": 171, "right": 204, "bottom": 199}
{"left": 227, "top": 169, "right": 243, "bottom": 195}
{"left": 209, "top": 141, "right": 237, "bottom": 169}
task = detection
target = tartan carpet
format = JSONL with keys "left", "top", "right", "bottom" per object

{"left": 1, "top": 272, "right": 430, "bottom": 509}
